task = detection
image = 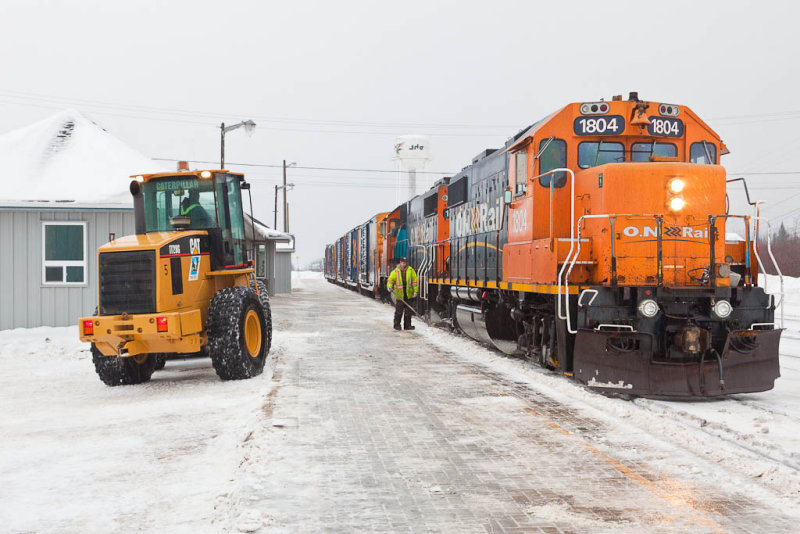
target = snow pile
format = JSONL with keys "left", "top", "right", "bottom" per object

{"left": 0, "top": 326, "right": 87, "bottom": 361}
{"left": 291, "top": 270, "right": 323, "bottom": 291}
{"left": 291, "top": 270, "right": 324, "bottom": 280}
{"left": 0, "top": 109, "right": 165, "bottom": 204}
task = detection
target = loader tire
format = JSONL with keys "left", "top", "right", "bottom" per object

{"left": 255, "top": 280, "right": 273, "bottom": 355}
{"left": 91, "top": 343, "right": 156, "bottom": 386}
{"left": 207, "top": 286, "right": 268, "bottom": 380}
{"left": 152, "top": 354, "right": 167, "bottom": 371}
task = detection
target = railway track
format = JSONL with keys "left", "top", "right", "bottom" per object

{"left": 635, "top": 395, "right": 800, "bottom": 473}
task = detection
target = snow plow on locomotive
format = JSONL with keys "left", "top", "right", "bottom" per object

{"left": 325, "top": 93, "right": 783, "bottom": 397}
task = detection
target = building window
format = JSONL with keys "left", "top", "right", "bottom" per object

{"left": 42, "top": 222, "right": 87, "bottom": 285}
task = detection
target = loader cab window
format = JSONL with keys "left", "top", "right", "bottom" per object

{"left": 631, "top": 142, "right": 677, "bottom": 162}
{"left": 690, "top": 141, "right": 717, "bottom": 164}
{"left": 141, "top": 176, "right": 217, "bottom": 233}
{"left": 214, "top": 174, "right": 247, "bottom": 267}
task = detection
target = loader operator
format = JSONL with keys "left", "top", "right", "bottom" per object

{"left": 387, "top": 257, "right": 418, "bottom": 331}
{"left": 180, "top": 189, "right": 210, "bottom": 229}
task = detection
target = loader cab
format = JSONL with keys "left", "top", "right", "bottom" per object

{"left": 131, "top": 171, "right": 249, "bottom": 270}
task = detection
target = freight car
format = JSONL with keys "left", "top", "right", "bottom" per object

{"left": 325, "top": 93, "right": 784, "bottom": 397}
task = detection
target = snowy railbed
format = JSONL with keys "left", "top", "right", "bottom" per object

{"left": 412, "top": 273, "right": 800, "bottom": 506}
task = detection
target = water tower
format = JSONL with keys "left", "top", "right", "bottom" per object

{"left": 393, "top": 135, "right": 431, "bottom": 203}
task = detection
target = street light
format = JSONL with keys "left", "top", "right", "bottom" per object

{"left": 274, "top": 182, "right": 295, "bottom": 229}
{"left": 219, "top": 120, "right": 256, "bottom": 168}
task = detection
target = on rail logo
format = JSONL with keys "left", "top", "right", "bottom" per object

{"left": 623, "top": 225, "right": 709, "bottom": 239}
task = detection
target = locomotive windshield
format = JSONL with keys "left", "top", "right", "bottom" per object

{"left": 631, "top": 142, "right": 677, "bottom": 162}
{"left": 690, "top": 141, "right": 717, "bottom": 164}
{"left": 578, "top": 141, "right": 625, "bottom": 169}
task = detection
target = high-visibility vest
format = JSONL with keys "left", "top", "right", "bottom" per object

{"left": 387, "top": 266, "right": 418, "bottom": 300}
{"left": 180, "top": 203, "right": 202, "bottom": 216}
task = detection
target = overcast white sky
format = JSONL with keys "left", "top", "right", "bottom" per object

{"left": 2, "top": 0, "right": 799, "bottom": 264}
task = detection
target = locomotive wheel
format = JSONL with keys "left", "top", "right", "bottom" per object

{"left": 207, "top": 286, "right": 269, "bottom": 380}
{"left": 91, "top": 343, "right": 156, "bottom": 386}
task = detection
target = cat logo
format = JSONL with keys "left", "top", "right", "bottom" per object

{"left": 189, "top": 238, "right": 201, "bottom": 255}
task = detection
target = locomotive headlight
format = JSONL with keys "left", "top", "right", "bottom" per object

{"left": 713, "top": 300, "right": 733, "bottom": 319}
{"left": 668, "top": 178, "right": 685, "bottom": 193}
{"left": 638, "top": 299, "right": 660, "bottom": 318}
{"left": 669, "top": 197, "right": 686, "bottom": 211}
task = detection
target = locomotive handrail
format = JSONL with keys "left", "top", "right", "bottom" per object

{"left": 526, "top": 167, "right": 576, "bottom": 245}
{"left": 751, "top": 216, "right": 784, "bottom": 328}
{"left": 562, "top": 213, "right": 663, "bottom": 334}
{"left": 560, "top": 211, "right": 784, "bottom": 333}
{"left": 701, "top": 213, "right": 784, "bottom": 327}
{"left": 577, "top": 289, "right": 599, "bottom": 307}
{"left": 526, "top": 167, "right": 575, "bottom": 321}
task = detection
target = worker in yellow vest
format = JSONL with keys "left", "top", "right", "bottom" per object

{"left": 180, "top": 189, "right": 210, "bottom": 228}
{"left": 387, "top": 257, "right": 418, "bottom": 330}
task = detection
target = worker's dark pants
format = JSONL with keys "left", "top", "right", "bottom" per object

{"left": 394, "top": 299, "right": 412, "bottom": 329}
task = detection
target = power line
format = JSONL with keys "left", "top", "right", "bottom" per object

{"left": 729, "top": 171, "right": 800, "bottom": 176}
{"left": 0, "top": 88, "right": 517, "bottom": 131}
{"left": 153, "top": 157, "right": 456, "bottom": 175}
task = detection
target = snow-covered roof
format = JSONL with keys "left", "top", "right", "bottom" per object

{"left": 245, "top": 214, "right": 293, "bottom": 243}
{"left": 0, "top": 109, "right": 166, "bottom": 205}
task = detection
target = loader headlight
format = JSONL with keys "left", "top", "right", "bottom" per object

{"left": 638, "top": 299, "right": 660, "bottom": 318}
{"left": 713, "top": 300, "right": 732, "bottom": 319}
{"left": 669, "top": 197, "right": 686, "bottom": 211}
{"left": 668, "top": 178, "right": 685, "bottom": 193}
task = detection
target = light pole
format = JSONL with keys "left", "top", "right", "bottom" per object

{"left": 219, "top": 120, "right": 256, "bottom": 168}
{"left": 282, "top": 160, "right": 296, "bottom": 232}
{"left": 274, "top": 182, "right": 295, "bottom": 229}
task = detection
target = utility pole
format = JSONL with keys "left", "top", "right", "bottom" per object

{"left": 274, "top": 184, "right": 279, "bottom": 229}
{"left": 220, "top": 122, "right": 225, "bottom": 168}
{"left": 282, "top": 159, "right": 288, "bottom": 232}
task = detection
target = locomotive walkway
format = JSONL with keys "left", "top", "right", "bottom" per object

{"left": 222, "top": 277, "right": 798, "bottom": 533}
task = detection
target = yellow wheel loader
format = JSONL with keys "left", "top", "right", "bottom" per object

{"left": 79, "top": 170, "right": 271, "bottom": 385}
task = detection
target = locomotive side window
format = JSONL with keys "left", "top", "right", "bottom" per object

{"left": 690, "top": 141, "right": 717, "bottom": 164}
{"left": 578, "top": 141, "right": 624, "bottom": 169}
{"left": 515, "top": 150, "right": 528, "bottom": 195}
{"left": 631, "top": 142, "right": 677, "bottom": 162}
{"left": 538, "top": 138, "right": 567, "bottom": 187}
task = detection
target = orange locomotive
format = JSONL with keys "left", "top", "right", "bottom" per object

{"left": 325, "top": 93, "right": 783, "bottom": 397}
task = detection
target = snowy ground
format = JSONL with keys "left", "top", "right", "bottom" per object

{"left": 0, "top": 272, "right": 798, "bottom": 532}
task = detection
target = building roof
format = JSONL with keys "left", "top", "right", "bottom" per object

{"left": 246, "top": 214, "right": 293, "bottom": 243}
{"left": 0, "top": 109, "right": 166, "bottom": 205}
